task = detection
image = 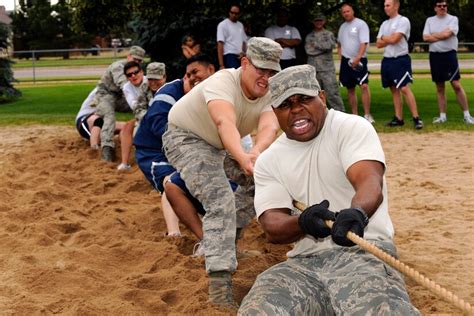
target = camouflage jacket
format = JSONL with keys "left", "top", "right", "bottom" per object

{"left": 134, "top": 82, "right": 154, "bottom": 122}
{"left": 96, "top": 59, "right": 129, "bottom": 95}
{"left": 304, "top": 29, "right": 336, "bottom": 72}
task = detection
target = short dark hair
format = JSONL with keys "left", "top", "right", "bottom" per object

{"left": 433, "top": 0, "right": 447, "bottom": 5}
{"left": 185, "top": 53, "right": 213, "bottom": 67}
{"left": 123, "top": 61, "right": 141, "bottom": 75}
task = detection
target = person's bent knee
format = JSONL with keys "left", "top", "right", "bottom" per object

{"left": 93, "top": 117, "right": 104, "bottom": 128}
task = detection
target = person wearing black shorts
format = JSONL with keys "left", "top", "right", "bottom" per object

{"left": 423, "top": 1, "right": 473, "bottom": 124}
{"left": 376, "top": 0, "right": 423, "bottom": 129}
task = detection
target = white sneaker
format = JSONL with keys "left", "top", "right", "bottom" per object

{"left": 192, "top": 241, "right": 205, "bottom": 257}
{"left": 464, "top": 116, "right": 474, "bottom": 125}
{"left": 117, "top": 163, "right": 131, "bottom": 170}
{"left": 364, "top": 114, "right": 375, "bottom": 124}
{"left": 432, "top": 117, "right": 447, "bottom": 124}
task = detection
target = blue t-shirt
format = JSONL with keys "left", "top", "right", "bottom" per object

{"left": 133, "top": 78, "right": 184, "bottom": 160}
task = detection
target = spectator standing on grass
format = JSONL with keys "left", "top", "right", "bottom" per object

{"left": 92, "top": 45, "right": 146, "bottom": 162}
{"left": 423, "top": 0, "right": 473, "bottom": 125}
{"left": 181, "top": 34, "right": 201, "bottom": 59}
{"left": 264, "top": 7, "right": 301, "bottom": 69}
{"left": 337, "top": 2, "right": 374, "bottom": 123}
{"left": 217, "top": 4, "right": 247, "bottom": 70}
{"left": 305, "top": 13, "right": 345, "bottom": 112}
{"left": 376, "top": 0, "right": 423, "bottom": 129}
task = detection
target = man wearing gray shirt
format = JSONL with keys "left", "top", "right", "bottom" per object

{"left": 376, "top": 0, "right": 423, "bottom": 129}
{"left": 337, "top": 2, "right": 374, "bottom": 123}
{"left": 423, "top": 1, "right": 473, "bottom": 125}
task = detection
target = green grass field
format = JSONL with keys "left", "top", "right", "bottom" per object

{"left": 0, "top": 78, "right": 473, "bottom": 132}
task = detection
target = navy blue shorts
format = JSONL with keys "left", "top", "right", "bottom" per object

{"left": 135, "top": 148, "right": 238, "bottom": 215}
{"left": 339, "top": 56, "right": 369, "bottom": 89}
{"left": 76, "top": 114, "right": 93, "bottom": 140}
{"left": 381, "top": 55, "right": 413, "bottom": 88}
{"left": 224, "top": 54, "right": 241, "bottom": 69}
{"left": 429, "top": 50, "right": 460, "bottom": 83}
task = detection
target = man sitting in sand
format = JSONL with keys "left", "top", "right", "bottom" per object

{"left": 238, "top": 65, "right": 419, "bottom": 315}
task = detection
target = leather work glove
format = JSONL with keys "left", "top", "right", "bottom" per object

{"left": 332, "top": 207, "right": 369, "bottom": 247}
{"left": 298, "top": 200, "right": 336, "bottom": 239}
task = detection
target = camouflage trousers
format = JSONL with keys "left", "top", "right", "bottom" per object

{"left": 93, "top": 92, "right": 130, "bottom": 148}
{"left": 163, "top": 127, "right": 255, "bottom": 274}
{"left": 238, "top": 241, "right": 420, "bottom": 316}
{"left": 316, "top": 70, "right": 345, "bottom": 112}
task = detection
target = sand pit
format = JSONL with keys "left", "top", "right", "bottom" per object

{"left": 0, "top": 125, "right": 472, "bottom": 314}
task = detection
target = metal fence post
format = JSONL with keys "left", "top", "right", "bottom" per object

{"left": 32, "top": 50, "right": 36, "bottom": 84}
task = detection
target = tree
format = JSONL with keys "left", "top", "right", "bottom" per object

{"left": 11, "top": 0, "right": 82, "bottom": 58}
{"left": 0, "top": 22, "right": 21, "bottom": 103}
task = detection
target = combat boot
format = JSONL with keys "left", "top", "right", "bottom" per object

{"left": 208, "top": 271, "right": 236, "bottom": 307}
{"left": 102, "top": 146, "right": 115, "bottom": 162}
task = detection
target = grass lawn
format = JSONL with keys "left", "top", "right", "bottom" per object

{"left": 0, "top": 78, "right": 472, "bottom": 131}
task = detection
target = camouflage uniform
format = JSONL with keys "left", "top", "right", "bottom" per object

{"left": 239, "top": 241, "right": 419, "bottom": 315}
{"left": 92, "top": 59, "right": 132, "bottom": 148}
{"left": 305, "top": 29, "right": 345, "bottom": 112}
{"left": 135, "top": 62, "right": 166, "bottom": 124}
{"left": 162, "top": 128, "right": 255, "bottom": 273}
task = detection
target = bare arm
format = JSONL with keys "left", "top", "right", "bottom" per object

{"left": 346, "top": 160, "right": 385, "bottom": 217}
{"left": 259, "top": 208, "right": 304, "bottom": 243}
{"left": 275, "top": 38, "right": 301, "bottom": 48}
{"left": 217, "top": 41, "right": 225, "bottom": 69}
{"left": 208, "top": 99, "right": 255, "bottom": 174}
{"left": 376, "top": 32, "right": 403, "bottom": 48}
{"left": 351, "top": 42, "right": 368, "bottom": 66}
{"left": 251, "top": 111, "right": 280, "bottom": 156}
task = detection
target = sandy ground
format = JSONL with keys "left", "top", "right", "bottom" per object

{"left": 0, "top": 125, "right": 472, "bottom": 315}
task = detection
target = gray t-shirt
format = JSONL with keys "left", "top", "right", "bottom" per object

{"left": 337, "top": 18, "right": 370, "bottom": 59}
{"left": 423, "top": 14, "right": 459, "bottom": 52}
{"left": 377, "top": 14, "right": 410, "bottom": 58}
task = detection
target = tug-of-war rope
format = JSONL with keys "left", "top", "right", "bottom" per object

{"left": 293, "top": 201, "right": 473, "bottom": 315}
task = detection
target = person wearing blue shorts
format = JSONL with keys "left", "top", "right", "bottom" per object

{"left": 337, "top": 2, "right": 374, "bottom": 123}
{"left": 422, "top": 1, "right": 473, "bottom": 125}
{"left": 134, "top": 54, "right": 217, "bottom": 239}
{"left": 376, "top": 0, "right": 423, "bottom": 129}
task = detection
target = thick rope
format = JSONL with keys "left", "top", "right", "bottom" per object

{"left": 293, "top": 201, "right": 473, "bottom": 315}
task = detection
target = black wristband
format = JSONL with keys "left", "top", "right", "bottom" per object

{"left": 353, "top": 207, "right": 369, "bottom": 226}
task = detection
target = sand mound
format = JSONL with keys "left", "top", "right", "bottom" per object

{"left": 0, "top": 126, "right": 472, "bottom": 314}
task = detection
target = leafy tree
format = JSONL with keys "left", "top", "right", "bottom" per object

{"left": 11, "top": 0, "right": 82, "bottom": 58}
{"left": 0, "top": 22, "right": 21, "bottom": 103}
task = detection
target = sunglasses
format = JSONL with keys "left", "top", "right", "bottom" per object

{"left": 436, "top": 4, "right": 447, "bottom": 8}
{"left": 248, "top": 59, "right": 277, "bottom": 78}
{"left": 279, "top": 95, "right": 316, "bottom": 109}
{"left": 125, "top": 69, "right": 141, "bottom": 78}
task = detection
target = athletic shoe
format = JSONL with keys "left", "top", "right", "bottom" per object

{"left": 385, "top": 117, "right": 404, "bottom": 127}
{"left": 192, "top": 241, "right": 205, "bottom": 257}
{"left": 102, "top": 146, "right": 115, "bottom": 162}
{"left": 464, "top": 116, "right": 474, "bottom": 125}
{"left": 364, "top": 114, "right": 375, "bottom": 124}
{"left": 432, "top": 117, "right": 447, "bottom": 124}
{"left": 117, "top": 163, "right": 131, "bottom": 171}
{"left": 413, "top": 117, "right": 424, "bottom": 129}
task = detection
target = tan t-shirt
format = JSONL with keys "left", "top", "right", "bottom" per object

{"left": 167, "top": 68, "right": 272, "bottom": 149}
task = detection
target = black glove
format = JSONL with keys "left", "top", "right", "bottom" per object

{"left": 331, "top": 207, "right": 369, "bottom": 247}
{"left": 298, "top": 200, "right": 336, "bottom": 239}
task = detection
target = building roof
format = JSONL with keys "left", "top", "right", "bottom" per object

{"left": 0, "top": 6, "right": 13, "bottom": 25}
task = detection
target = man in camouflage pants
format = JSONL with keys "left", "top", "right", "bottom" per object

{"left": 162, "top": 37, "right": 282, "bottom": 307}
{"left": 305, "top": 13, "right": 345, "bottom": 112}
{"left": 238, "top": 65, "right": 419, "bottom": 315}
{"left": 92, "top": 45, "right": 146, "bottom": 161}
